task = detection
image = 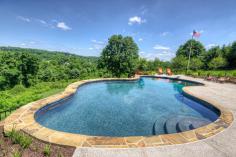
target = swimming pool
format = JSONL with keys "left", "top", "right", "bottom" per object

{"left": 35, "top": 77, "right": 219, "bottom": 137}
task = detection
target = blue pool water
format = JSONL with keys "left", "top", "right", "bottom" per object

{"left": 35, "top": 77, "right": 219, "bottom": 137}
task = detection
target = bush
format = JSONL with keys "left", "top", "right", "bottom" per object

{"left": 5, "top": 129, "right": 32, "bottom": 149}
{"left": 171, "top": 55, "right": 188, "bottom": 71}
{"left": 12, "top": 150, "right": 21, "bottom": 157}
{"left": 43, "top": 144, "right": 51, "bottom": 156}
{"left": 189, "top": 58, "right": 204, "bottom": 71}
{"left": 208, "top": 56, "right": 228, "bottom": 69}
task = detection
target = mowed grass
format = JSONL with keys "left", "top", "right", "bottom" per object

{"left": 0, "top": 80, "right": 77, "bottom": 112}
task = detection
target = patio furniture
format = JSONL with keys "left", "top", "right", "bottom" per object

{"left": 158, "top": 68, "right": 163, "bottom": 75}
{"left": 167, "top": 68, "right": 173, "bottom": 75}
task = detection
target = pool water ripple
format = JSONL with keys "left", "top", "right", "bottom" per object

{"left": 35, "top": 77, "right": 219, "bottom": 137}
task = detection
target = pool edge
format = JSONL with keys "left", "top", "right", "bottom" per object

{"left": 3, "top": 75, "right": 234, "bottom": 148}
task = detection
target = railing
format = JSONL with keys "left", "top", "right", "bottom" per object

{"left": 0, "top": 107, "right": 17, "bottom": 121}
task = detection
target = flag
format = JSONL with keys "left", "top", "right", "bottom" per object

{"left": 192, "top": 30, "right": 201, "bottom": 38}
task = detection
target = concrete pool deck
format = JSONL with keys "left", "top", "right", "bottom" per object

{"left": 3, "top": 75, "right": 236, "bottom": 156}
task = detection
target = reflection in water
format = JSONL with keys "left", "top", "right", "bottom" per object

{"left": 138, "top": 78, "right": 145, "bottom": 89}
{"left": 106, "top": 79, "right": 145, "bottom": 95}
{"left": 173, "top": 83, "right": 184, "bottom": 93}
{"left": 106, "top": 81, "right": 136, "bottom": 95}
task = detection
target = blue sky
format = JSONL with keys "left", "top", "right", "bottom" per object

{"left": 0, "top": 0, "right": 236, "bottom": 61}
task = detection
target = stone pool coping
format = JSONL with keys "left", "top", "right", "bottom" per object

{"left": 3, "top": 76, "right": 234, "bottom": 148}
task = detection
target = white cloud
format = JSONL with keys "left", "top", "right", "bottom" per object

{"left": 17, "top": 16, "right": 30, "bottom": 22}
{"left": 140, "top": 6, "right": 148, "bottom": 15}
{"left": 160, "top": 32, "right": 170, "bottom": 37}
{"left": 153, "top": 44, "right": 171, "bottom": 51}
{"left": 138, "top": 38, "right": 143, "bottom": 42}
{"left": 139, "top": 44, "right": 174, "bottom": 61}
{"left": 140, "top": 51, "right": 175, "bottom": 61}
{"left": 29, "top": 41, "right": 36, "bottom": 44}
{"left": 37, "top": 19, "right": 47, "bottom": 25}
{"left": 199, "top": 30, "right": 204, "bottom": 33}
{"left": 91, "top": 40, "right": 104, "bottom": 45}
{"left": 128, "top": 16, "right": 146, "bottom": 25}
{"left": 89, "top": 39, "right": 106, "bottom": 51}
{"left": 56, "top": 22, "right": 72, "bottom": 31}
{"left": 206, "top": 44, "right": 217, "bottom": 49}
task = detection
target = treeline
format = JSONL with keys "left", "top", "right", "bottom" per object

{"left": 136, "top": 40, "right": 236, "bottom": 74}
{"left": 172, "top": 40, "right": 236, "bottom": 71}
{"left": 0, "top": 47, "right": 107, "bottom": 90}
{"left": 1, "top": 38, "right": 236, "bottom": 90}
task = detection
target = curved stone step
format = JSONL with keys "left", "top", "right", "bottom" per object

{"left": 153, "top": 116, "right": 212, "bottom": 135}
{"left": 164, "top": 116, "right": 184, "bottom": 134}
{"left": 177, "top": 117, "right": 211, "bottom": 132}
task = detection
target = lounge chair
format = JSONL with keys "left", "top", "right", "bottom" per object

{"left": 167, "top": 68, "right": 173, "bottom": 75}
{"left": 158, "top": 68, "right": 163, "bottom": 75}
{"left": 205, "top": 76, "right": 217, "bottom": 82}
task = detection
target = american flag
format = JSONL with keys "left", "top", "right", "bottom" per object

{"left": 192, "top": 30, "right": 201, "bottom": 38}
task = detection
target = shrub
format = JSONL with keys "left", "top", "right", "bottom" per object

{"left": 189, "top": 58, "right": 204, "bottom": 71}
{"left": 43, "top": 144, "right": 51, "bottom": 156}
{"left": 5, "top": 129, "right": 32, "bottom": 149}
{"left": 208, "top": 56, "right": 228, "bottom": 69}
{"left": 12, "top": 150, "right": 21, "bottom": 157}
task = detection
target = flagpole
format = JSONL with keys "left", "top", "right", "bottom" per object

{"left": 186, "top": 35, "right": 193, "bottom": 73}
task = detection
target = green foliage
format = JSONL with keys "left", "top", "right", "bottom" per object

{"left": 99, "top": 35, "right": 139, "bottom": 77}
{"left": 203, "top": 46, "right": 221, "bottom": 64}
{"left": 137, "top": 58, "right": 149, "bottom": 71}
{"left": 228, "top": 42, "right": 236, "bottom": 68}
{"left": 57, "top": 152, "right": 64, "bottom": 157}
{"left": 171, "top": 55, "right": 188, "bottom": 70}
{"left": 137, "top": 58, "right": 171, "bottom": 73}
{"left": 0, "top": 47, "right": 100, "bottom": 90}
{"left": 5, "top": 129, "right": 32, "bottom": 149}
{"left": 12, "top": 150, "right": 21, "bottom": 157}
{"left": 172, "top": 40, "right": 236, "bottom": 71}
{"left": 0, "top": 80, "right": 74, "bottom": 111}
{"left": 176, "top": 39, "right": 205, "bottom": 58}
{"left": 43, "top": 144, "right": 51, "bottom": 156}
{"left": 175, "top": 70, "right": 236, "bottom": 78}
{"left": 208, "top": 56, "right": 228, "bottom": 70}
{"left": 189, "top": 58, "right": 204, "bottom": 71}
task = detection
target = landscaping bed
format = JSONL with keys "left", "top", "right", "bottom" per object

{"left": 0, "top": 125, "right": 75, "bottom": 157}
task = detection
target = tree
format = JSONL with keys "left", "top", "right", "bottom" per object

{"left": 202, "top": 46, "right": 222, "bottom": 69}
{"left": 228, "top": 42, "right": 236, "bottom": 68}
{"left": 189, "top": 58, "right": 204, "bottom": 71}
{"left": 18, "top": 52, "right": 39, "bottom": 87}
{"left": 137, "top": 58, "right": 149, "bottom": 71}
{"left": 203, "top": 46, "right": 221, "bottom": 62}
{"left": 99, "top": 35, "right": 139, "bottom": 77}
{"left": 171, "top": 55, "right": 188, "bottom": 70}
{"left": 208, "top": 56, "right": 227, "bottom": 70}
{"left": 176, "top": 39, "right": 205, "bottom": 58}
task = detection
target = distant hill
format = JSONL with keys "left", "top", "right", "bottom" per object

{"left": 0, "top": 46, "right": 99, "bottom": 61}
{"left": 0, "top": 46, "right": 104, "bottom": 90}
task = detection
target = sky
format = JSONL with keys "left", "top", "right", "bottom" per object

{"left": 0, "top": 0, "right": 236, "bottom": 61}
